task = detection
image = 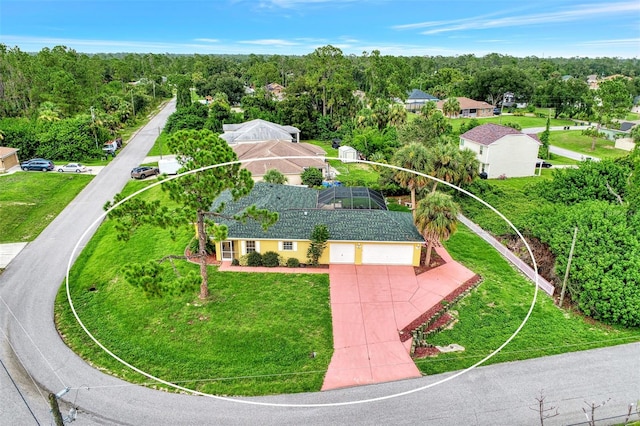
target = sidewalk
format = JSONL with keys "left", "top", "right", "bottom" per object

{"left": 0, "top": 243, "right": 28, "bottom": 269}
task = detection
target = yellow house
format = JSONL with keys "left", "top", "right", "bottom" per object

{"left": 212, "top": 183, "right": 424, "bottom": 266}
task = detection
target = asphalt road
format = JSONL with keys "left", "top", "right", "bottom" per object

{"left": 1, "top": 107, "right": 638, "bottom": 425}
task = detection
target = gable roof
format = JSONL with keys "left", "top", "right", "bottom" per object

{"left": 0, "top": 147, "right": 19, "bottom": 159}
{"left": 232, "top": 141, "right": 326, "bottom": 176}
{"left": 221, "top": 119, "right": 300, "bottom": 144}
{"left": 620, "top": 122, "right": 635, "bottom": 132}
{"left": 407, "top": 89, "right": 438, "bottom": 101}
{"left": 461, "top": 123, "right": 540, "bottom": 146}
{"left": 437, "top": 97, "right": 493, "bottom": 111}
{"left": 212, "top": 183, "right": 423, "bottom": 243}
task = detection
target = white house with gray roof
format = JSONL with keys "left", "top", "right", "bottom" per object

{"left": 221, "top": 119, "right": 300, "bottom": 144}
{"left": 459, "top": 123, "right": 541, "bottom": 179}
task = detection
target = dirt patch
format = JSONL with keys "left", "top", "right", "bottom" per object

{"left": 414, "top": 245, "right": 446, "bottom": 275}
{"left": 500, "top": 234, "right": 559, "bottom": 286}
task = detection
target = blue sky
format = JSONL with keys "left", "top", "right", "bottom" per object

{"left": 1, "top": 0, "right": 639, "bottom": 58}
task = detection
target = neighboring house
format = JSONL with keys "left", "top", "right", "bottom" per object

{"left": 501, "top": 92, "right": 515, "bottom": 108}
{"left": 436, "top": 97, "right": 494, "bottom": 118}
{"left": 459, "top": 123, "right": 541, "bottom": 179}
{"left": 0, "top": 147, "right": 20, "bottom": 173}
{"left": 587, "top": 74, "right": 599, "bottom": 90}
{"left": 266, "top": 82, "right": 285, "bottom": 100}
{"left": 211, "top": 183, "right": 424, "bottom": 266}
{"left": 221, "top": 119, "right": 300, "bottom": 144}
{"left": 232, "top": 140, "right": 327, "bottom": 185}
{"left": 405, "top": 89, "right": 439, "bottom": 112}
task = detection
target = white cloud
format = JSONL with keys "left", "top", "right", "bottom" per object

{"left": 194, "top": 38, "right": 220, "bottom": 43}
{"left": 392, "top": 1, "right": 640, "bottom": 35}
{"left": 238, "top": 39, "right": 300, "bottom": 46}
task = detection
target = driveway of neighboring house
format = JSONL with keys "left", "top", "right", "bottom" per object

{"left": 322, "top": 246, "right": 477, "bottom": 390}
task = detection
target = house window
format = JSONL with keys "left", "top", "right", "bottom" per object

{"left": 459, "top": 138, "right": 464, "bottom": 147}
{"left": 481, "top": 163, "right": 487, "bottom": 173}
{"left": 479, "top": 146, "right": 484, "bottom": 155}
{"left": 246, "top": 241, "right": 256, "bottom": 253}
{"left": 282, "top": 241, "right": 294, "bottom": 251}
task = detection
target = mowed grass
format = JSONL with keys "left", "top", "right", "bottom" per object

{"left": 549, "top": 131, "right": 629, "bottom": 160}
{"left": 55, "top": 194, "right": 333, "bottom": 396}
{"left": 416, "top": 225, "right": 640, "bottom": 375}
{"left": 0, "top": 172, "right": 93, "bottom": 243}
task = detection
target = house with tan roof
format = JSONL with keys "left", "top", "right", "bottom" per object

{"left": 232, "top": 140, "right": 327, "bottom": 185}
{"left": 459, "top": 123, "right": 541, "bottom": 179}
{"left": 221, "top": 119, "right": 326, "bottom": 184}
{"left": 436, "top": 97, "right": 494, "bottom": 118}
{"left": 0, "top": 147, "right": 20, "bottom": 173}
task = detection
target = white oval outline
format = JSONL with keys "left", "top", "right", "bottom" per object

{"left": 66, "top": 155, "right": 539, "bottom": 407}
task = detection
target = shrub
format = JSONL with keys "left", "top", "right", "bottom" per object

{"left": 238, "top": 254, "right": 249, "bottom": 266}
{"left": 246, "top": 251, "right": 263, "bottom": 267}
{"left": 262, "top": 251, "right": 280, "bottom": 267}
{"left": 231, "top": 258, "right": 240, "bottom": 266}
{"left": 188, "top": 236, "right": 215, "bottom": 255}
{"left": 286, "top": 257, "right": 300, "bottom": 268}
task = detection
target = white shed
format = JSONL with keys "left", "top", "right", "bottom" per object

{"left": 338, "top": 146, "right": 358, "bottom": 163}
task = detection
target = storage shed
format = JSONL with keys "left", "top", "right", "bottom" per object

{"left": 338, "top": 145, "right": 358, "bottom": 163}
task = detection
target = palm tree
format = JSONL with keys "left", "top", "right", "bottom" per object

{"left": 391, "top": 143, "right": 431, "bottom": 219}
{"left": 457, "top": 148, "right": 480, "bottom": 187}
{"left": 388, "top": 103, "right": 407, "bottom": 127}
{"left": 427, "top": 142, "right": 461, "bottom": 193}
{"left": 263, "top": 168, "right": 288, "bottom": 184}
{"left": 37, "top": 101, "right": 62, "bottom": 121}
{"left": 442, "top": 97, "right": 460, "bottom": 118}
{"left": 414, "top": 192, "right": 460, "bottom": 267}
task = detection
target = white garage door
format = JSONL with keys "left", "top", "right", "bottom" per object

{"left": 362, "top": 244, "right": 414, "bottom": 265}
{"left": 330, "top": 243, "right": 356, "bottom": 263}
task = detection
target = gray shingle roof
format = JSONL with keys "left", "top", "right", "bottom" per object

{"left": 212, "top": 183, "right": 423, "bottom": 243}
{"left": 221, "top": 119, "right": 300, "bottom": 144}
{"left": 407, "top": 89, "right": 438, "bottom": 101}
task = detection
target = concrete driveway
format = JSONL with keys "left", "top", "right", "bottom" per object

{"left": 322, "top": 246, "right": 477, "bottom": 390}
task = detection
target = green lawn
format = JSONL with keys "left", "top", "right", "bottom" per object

{"left": 0, "top": 172, "right": 93, "bottom": 243}
{"left": 55, "top": 184, "right": 333, "bottom": 396}
{"left": 450, "top": 115, "right": 574, "bottom": 133}
{"left": 549, "top": 131, "right": 629, "bottom": 160}
{"left": 416, "top": 225, "right": 640, "bottom": 375}
{"left": 305, "top": 139, "right": 380, "bottom": 186}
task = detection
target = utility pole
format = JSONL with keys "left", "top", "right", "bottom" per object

{"left": 559, "top": 227, "right": 578, "bottom": 307}
{"left": 90, "top": 106, "right": 98, "bottom": 149}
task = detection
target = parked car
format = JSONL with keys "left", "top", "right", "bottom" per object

{"left": 21, "top": 158, "right": 54, "bottom": 171}
{"left": 131, "top": 166, "right": 160, "bottom": 179}
{"left": 535, "top": 160, "right": 552, "bottom": 168}
{"left": 57, "top": 163, "right": 87, "bottom": 173}
{"left": 493, "top": 108, "right": 502, "bottom": 115}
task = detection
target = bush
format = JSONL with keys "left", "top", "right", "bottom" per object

{"left": 246, "top": 251, "right": 263, "bottom": 267}
{"left": 262, "top": 251, "right": 280, "bottom": 267}
{"left": 286, "top": 257, "right": 300, "bottom": 268}
{"left": 238, "top": 254, "right": 249, "bottom": 266}
{"left": 188, "top": 237, "right": 215, "bottom": 255}
{"left": 231, "top": 258, "right": 240, "bottom": 266}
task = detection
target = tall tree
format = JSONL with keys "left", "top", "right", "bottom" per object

{"left": 107, "top": 129, "right": 277, "bottom": 300}
{"left": 391, "top": 143, "right": 431, "bottom": 219}
{"left": 414, "top": 191, "right": 460, "bottom": 267}
{"left": 442, "top": 97, "right": 460, "bottom": 118}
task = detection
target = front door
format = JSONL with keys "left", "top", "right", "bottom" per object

{"left": 221, "top": 241, "right": 234, "bottom": 261}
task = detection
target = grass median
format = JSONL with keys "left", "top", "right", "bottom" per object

{"left": 0, "top": 172, "right": 93, "bottom": 243}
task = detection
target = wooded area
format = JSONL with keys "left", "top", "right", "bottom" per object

{"left": 2, "top": 44, "right": 640, "bottom": 328}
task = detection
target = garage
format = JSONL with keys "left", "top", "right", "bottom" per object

{"left": 362, "top": 244, "right": 414, "bottom": 265}
{"left": 329, "top": 243, "right": 355, "bottom": 263}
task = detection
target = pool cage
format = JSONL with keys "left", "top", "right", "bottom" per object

{"left": 317, "top": 187, "right": 388, "bottom": 210}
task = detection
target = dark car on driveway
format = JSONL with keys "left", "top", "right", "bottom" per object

{"left": 131, "top": 166, "right": 160, "bottom": 179}
{"left": 21, "top": 158, "right": 54, "bottom": 171}
{"left": 536, "top": 160, "right": 552, "bottom": 168}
